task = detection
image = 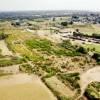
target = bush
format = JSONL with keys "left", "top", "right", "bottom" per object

{"left": 92, "top": 53, "right": 100, "bottom": 63}
{"left": 61, "top": 22, "right": 68, "bottom": 26}
{"left": 76, "top": 46, "right": 87, "bottom": 54}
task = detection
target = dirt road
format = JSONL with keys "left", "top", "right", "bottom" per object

{"left": 80, "top": 66, "right": 100, "bottom": 95}
{"left": 0, "top": 40, "right": 13, "bottom": 56}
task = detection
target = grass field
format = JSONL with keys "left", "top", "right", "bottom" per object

{"left": 83, "top": 43, "right": 100, "bottom": 53}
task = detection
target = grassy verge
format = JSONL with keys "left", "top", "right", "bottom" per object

{"left": 0, "top": 57, "right": 26, "bottom": 67}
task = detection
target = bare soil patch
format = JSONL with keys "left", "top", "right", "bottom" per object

{"left": 0, "top": 73, "right": 57, "bottom": 100}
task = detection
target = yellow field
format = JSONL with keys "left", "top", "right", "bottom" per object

{"left": 0, "top": 83, "right": 56, "bottom": 100}
{"left": 0, "top": 74, "right": 57, "bottom": 100}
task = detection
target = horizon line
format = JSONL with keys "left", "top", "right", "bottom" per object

{"left": 0, "top": 9, "right": 100, "bottom": 13}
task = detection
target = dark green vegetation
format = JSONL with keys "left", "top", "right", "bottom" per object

{"left": 84, "top": 82, "right": 100, "bottom": 100}
{"left": 76, "top": 46, "right": 87, "bottom": 54}
{"left": 61, "top": 21, "right": 73, "bottom": 27}
{"left": 61, "top": 22, "right": 68, "bottom": 26}
{"left": 92, "top": 53, "right": 100, "bottom": 64}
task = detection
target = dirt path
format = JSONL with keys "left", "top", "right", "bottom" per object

{"left": 0, "top": 40, "right": 13, "bottom": 56}
{"left": 80, "top": 66, "right": 100, "bottom": 96}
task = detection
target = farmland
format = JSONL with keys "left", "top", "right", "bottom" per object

{"left": 0, "top": 11, "right": 100, "bottom": 100}
{"left": 0, "top": 74, "right": 57, "bottom": 100}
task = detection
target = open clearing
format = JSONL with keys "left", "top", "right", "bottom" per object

{"left": 0, "top": 73, "right": 57, "bottom": 100}
{"left": 0, "top": 40, "right": 13, "bottom": 56}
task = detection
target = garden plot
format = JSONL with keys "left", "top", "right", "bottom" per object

{"left": 45, "top": 76, "right": 75, "bottom": 97}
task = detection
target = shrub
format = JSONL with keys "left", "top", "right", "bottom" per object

{"left": 92, "top": 53, "right": 100, "bottom": 63}
{"left": 61, "top": 22, "right": 68, "bottom": 26}
{"left": 19, "top": 64, "right": 33, "bottom": 73}
{"left": 76, "top": 46, "right": 87, "bottom": 54}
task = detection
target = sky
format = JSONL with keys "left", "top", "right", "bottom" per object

{"left": 0, "top": 0, "right": 100, "bottom": 12}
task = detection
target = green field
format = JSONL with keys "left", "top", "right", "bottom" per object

{"left": 83, "top": 43, "right": 100, "bottom": 53}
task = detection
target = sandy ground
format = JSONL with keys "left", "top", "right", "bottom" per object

{"left": 0, "top": 73, "right": 38, "bottom": 86}
{"left": 80, "top": 66, "right": 100, "bottom": 95}
{"left": 0, "top": 73, "right": 57, "bottom": 100}
{"left": 0, "top": 40, "right": 13, "bottom": 56}
{"left": 45, "top": 34, "right": 62, "bottom": 43}
{"left": 26, "top": 29, "right": 62, "bottom": 43}
{"left": 0, "top": 65, "right": 19, "bottom": 74}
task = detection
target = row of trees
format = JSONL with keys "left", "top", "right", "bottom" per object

{"left": 73, "top": 29, "right": 100, "bottom": 39}
{"left": 61, "top": 21, "right": 73, "bottom": 26}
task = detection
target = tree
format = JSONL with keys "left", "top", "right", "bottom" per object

{"left": 61, "top": 22, "right": 68, "bottom": 26}
{"left": 92, "top": 53, "right": 100, "bottom": 62}
{"left": 76, "top": 46, "right": 87, "bottom": 54}
{"left": 52, "top": 17, "right": 56, "bottom": 21}
{"left": 69, "top": 21, "right": 74, "bottom": 25}
{"left": 76, "top": 29, "right": 79, "bottom": 33}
